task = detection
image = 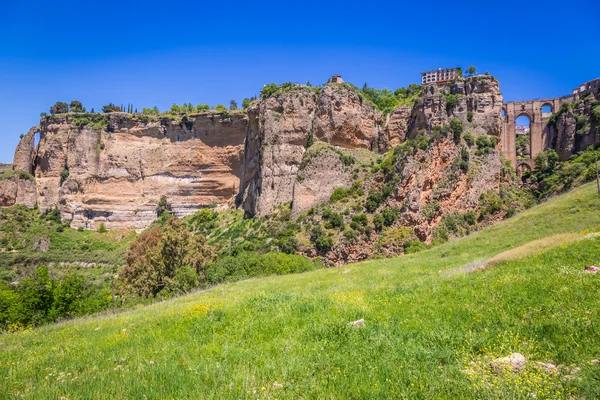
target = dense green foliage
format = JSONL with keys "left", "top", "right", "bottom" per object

{"left": 49, "top": 101, "right": 69, "bottom": 114}
{"left": 206, "top": 252, "right": 318, "bottom": 285}
{"left": 2, "top": 184, "right": 600, "bottom": 398}
{"left": 531, "top": 146, "right": 600, "bottom": 199}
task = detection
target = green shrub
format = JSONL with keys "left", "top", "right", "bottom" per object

{"left": 404, "top": 239, "right": 427, "bottom": 254}
{"left": 422, "top": 201, "right": 440, "bottom": 220}
{"left": 591, "top": 105, "right": 600, "bottom": 123}
{"left": 479, "top": 190, "right": 502, "bottom": 218}
{"left": 365, "top": 190, "right": 385, "bottom": 212}
{"left": 381, "top": 208, "right": 399, "bottom": 226}
{"left": 351, "top": 213, "right": 369, "bottom": 226}
{"left": 445, "top": 93, "right": 458, "bottom": 110}
{"left": 449, "top": 118, "right": 463, "bottom": 142}
{"left": 60, "top": 169, "right": 69, "bottom": 184}
{"left": 373, "top": 213, "right": 384, "bottom": 231}
{"left": 98, "top": 223, "right": 107, "bottom": 233}
{"left": 467, "top": 111, "right": 473, "bottom": 122}
{"left": 463, "top": 131, "right": 475, "bottom": 146}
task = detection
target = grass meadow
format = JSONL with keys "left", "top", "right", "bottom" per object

{"left": 2, "top": 183, "right": 600, "bottom": 398}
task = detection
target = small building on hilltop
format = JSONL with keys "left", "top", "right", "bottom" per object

{"left": 328, "top": 74, "right": 344, "bottom": 84}
{"left": 572, "top": 78, "right": 600, "bottom": 95}
{"left": 421, "top": 68, "right": 460, "bottom": 85}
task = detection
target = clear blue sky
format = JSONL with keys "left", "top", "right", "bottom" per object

{"left": 1, "top": 0, "right": 598, "bottom": 163}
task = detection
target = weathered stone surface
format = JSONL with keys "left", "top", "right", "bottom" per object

{"left": 13, "top": 127, "right": 38, "bottom": 174}
{"left": 239, "top": 88, "right": 318, "bottom": 217}
{"left": 0, "top": 176, "right": 37, "bottom": 208}
{"left": 314, "top": 85, "right": 381, "bottom": 149}
{"left": 30, "top": 112, "right": 247, "bottom": 229}
{"left": 490, "top": 353, "right": 526, "bottom": 373}
{"left": 408, "top": 75, "right": 502, "bottom": 139}
{"left": 291, "top": 146, "right": 353, "bottom": 218}
{"left": 381, "top": 105, "right": 412, "bottom": 151}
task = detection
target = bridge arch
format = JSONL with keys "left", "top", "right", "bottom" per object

{"left": 502, "top": 99, "right": 559, "bottom": 168}
{"left": 541, "top": 103, "right": 553, "bottom": 114}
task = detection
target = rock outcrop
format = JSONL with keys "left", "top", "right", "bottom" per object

{"left": 239, "top": 88, "right": 318, "bottom": 217}
{"left": 239, "top": 84, "right": 380, "bottom": 217}
{"left": 0, "top": 174, "right": 37, "bottom": 208}
{"left": 407, "top": 75, "right": 503, "bottom": 138}
{"left": 313, "top": 85, "right": 381, "bottom": 149}
{"left": 13, "top": 127, "right": 38, "bottom": 174}
{"left": 291, "top": 145, "right": 354, "bottom": 218}
{"left": 20, "top": 112, "right": 247, "bottom": 229}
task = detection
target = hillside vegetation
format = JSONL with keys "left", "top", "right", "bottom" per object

{"left": 1, "top": 183, "right": 600, "bottom": 398}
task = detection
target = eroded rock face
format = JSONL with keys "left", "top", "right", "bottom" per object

{"left": 0, "top": 176, "right": 37, "bottom": 208}
{"left": 395, "top": 140, "right": 502, "bottom": 241}
{"left": 291, "top": 146, "right": 354, "bottom": 218}
{"left": 30, "top": 112, "right": 247, "bottom": 229}
{"left": 13, "top": 127, "right": 38, "bottom": 174}
{"left": 314, "top": 85, "right": 381, "bottom": 149}
{"left": 240, "top": 84, "right": 385, "bottom": 217}
{"left": 239, "top": 88, "right": 318, "bottom": 216}
{"left": 408, "top": 75, "right": 503, "bottom": 138}
{"left": 381, "top": 105, "right": 412, "bottom": 151}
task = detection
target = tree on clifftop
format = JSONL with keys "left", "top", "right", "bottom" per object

{"left": 50, "top": 102, "right": 69, "bottom": 114}
{"left": 69, "top": 100, "right": 86, "bottom": 113}
{"left": 102, "top": 103, "right": 121, "bottom": 113}
{"left": 229, "top": 100, "right": 238, "bottom": 110}
{"left": 465, "top": 66, "right": 477, "bottom": 77}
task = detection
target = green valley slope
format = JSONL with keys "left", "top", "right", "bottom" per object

{"left": 2, "top": 183, "right": 600, "bottom": 399}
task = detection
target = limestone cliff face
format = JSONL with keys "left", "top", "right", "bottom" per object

{"left": 239, "top": 88, "right": 318, "bottom": 216}
{"left": 25, "top": 112, "right": 247, "bottom": 229}
{"left": 408, "top": 75, "right": 503, "bottom": 138}
{"left": 393, "top": 141, "right": 502, "bottom": 241}
{"left": 314, "top": 85, "right": 381, "bottom": 149}
{"left": 290, "top": 145, "right": 354, "bottom": 219}
{"left": 381, "top": 105, "right": 411, "bottom": 150}
{"left": 13, "top": 127, "right": 38, "bottom": 174}
{"left": 240, "top": 77, "right": 504, "bottom": 221}
{"left": 548, "top": 89, "right": 600, "bottom": 159}
{"left": 0, "top": 175, "right": 36, "bottom": 208}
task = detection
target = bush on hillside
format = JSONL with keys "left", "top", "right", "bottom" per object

{"left": 121, "top": 217, "right": 215, "bottom": 298}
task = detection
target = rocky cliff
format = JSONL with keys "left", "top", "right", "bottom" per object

{"left": 5, "top": 73, "right": 596, "bottom": 242}
{"left": 548, "top": 90, "right": 600, "bottom": 159}
{"left": 9, "top": 111, "right": 247, "bottom": 229}
{"left": 239, "top": 76, "right": 504, "bottom": 220}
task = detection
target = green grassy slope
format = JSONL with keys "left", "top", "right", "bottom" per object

{"left": 2, "top": 183, "right": 600, "bottom": 399}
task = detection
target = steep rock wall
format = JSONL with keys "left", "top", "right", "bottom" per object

{"left": 239, "top": 88, "right": 318, "bottom": 216}
{"left": 0, "top": 176, "right": 36, "bottom": 208}
{"left": 408, "top": 75, "right": 503, "bottom": 138}
{"left": 29, "top": 112, "right": 247, "bottom": 229}
{"left": 240, "top": 85, "right": 384, "bottom": 217}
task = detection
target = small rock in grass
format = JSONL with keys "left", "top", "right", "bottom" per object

{"left": 342, "top": 269, "right": 351, "bottom": 274}
{"left": 535, "top": 362, "right": 558, "bottom": 373}
{"left": 272, "top": 382, "right": 283, "bottom": 389}
{"left": 348, "top": 319, "right": 365, "bottom": 328}
{"left": 591, "top": 359, "right": 600, "bottom": 364}
{"left": 490, "top": 353, "right": 526, "bottom": 373}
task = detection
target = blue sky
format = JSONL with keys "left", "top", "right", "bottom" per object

{"left": 1, "top": 0, "right": 598, "bottom": 162}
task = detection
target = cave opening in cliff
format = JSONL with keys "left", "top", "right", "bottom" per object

{"left": 515, "top": 115, "right": 531, "bottom": 162}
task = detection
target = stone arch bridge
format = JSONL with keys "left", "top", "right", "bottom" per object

{"left": 501, "top": 78, "right": 600, "bottom": 169}
{"left": 502, "top": 97, "right": 564, "bottom": 169}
